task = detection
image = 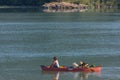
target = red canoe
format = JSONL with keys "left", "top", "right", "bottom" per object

{"left": 41, "top": 65, "right": 101, "bottom": 72}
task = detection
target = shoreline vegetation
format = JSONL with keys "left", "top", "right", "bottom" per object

{"left": 0, "top": 0, "right": 119, "bottom": 12}
{"left": 42, "top": 1, "right": 117, "bottom": 12}
{"left": 42, "top": 0, "right": 118, "bottom": 12}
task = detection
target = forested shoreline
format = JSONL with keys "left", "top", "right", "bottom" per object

{"left": 0, "top": 0, "right": 119, "bottom": 8}
{"left": 0, "top": 0, "right": 50, "bottom": 6}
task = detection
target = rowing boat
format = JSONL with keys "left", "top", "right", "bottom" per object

{"left": 40, "top": 65, "right": 101, "bottom": 72}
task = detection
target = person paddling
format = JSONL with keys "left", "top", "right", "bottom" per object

{"left": 50, "top": 56, "right": 60, "bottom": 68}
{"left": 79, "top": 61, "right": 89, "bottom": 68}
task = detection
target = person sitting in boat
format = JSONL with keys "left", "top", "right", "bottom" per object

{"left": 73, "top": 62, "right": 79, "bottom": 68}
{"left": 50, "top": 56, "right": 60, "bottom": 68}
{"left": 89, "top": 64, "right": 96, "bottom": 67}
{"left": 79, "top": 61, "right": 89, "bottom": 68}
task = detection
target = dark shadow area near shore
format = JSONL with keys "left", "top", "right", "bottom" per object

{"left": 0, "top": 7, "right": 119, "bottom": 13}
{"left": 0, "top": 7, "right": 43, "bottom": 13}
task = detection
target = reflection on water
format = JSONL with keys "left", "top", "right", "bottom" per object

{"left": 41, "top": 71, "right": 60, "bottom": 80}
{"left": 43, "top": 9, "right": 88, "bottom": 13}
{"left": 41, "top": 71, "right": 101, "bottom": 80}
{"left": 53, "top": 72, "right": 59, "bottom": 80}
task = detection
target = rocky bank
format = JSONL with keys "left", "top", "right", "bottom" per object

{"left": 43, "top": 2, "right": 88, "bottom": 10}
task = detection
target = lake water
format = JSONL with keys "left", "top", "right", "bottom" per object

{"left": 0, "top": 8, "right": 120, "bottom": 80}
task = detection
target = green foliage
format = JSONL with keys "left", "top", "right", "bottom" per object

{"left": 0, "top": 0, "right": 118, "bottom": 7}
{"left": 0, "top": 0, "right": 50, "bottom": 6}
{"left": 61, "top": 0, "right": 117, "bottom": 9}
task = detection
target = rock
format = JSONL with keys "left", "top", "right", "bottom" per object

{"left": 43, "top": 2, "right": 88, "bottom": 10}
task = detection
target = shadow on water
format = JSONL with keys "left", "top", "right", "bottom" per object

{"left": 41, "top": 71, "right": 101, "bottom": 80}
{"left": 0, "top": 7, "right": 43, "bottom": 13}
{"left": 0, "top": 7, "right": 119, "bottom": 13}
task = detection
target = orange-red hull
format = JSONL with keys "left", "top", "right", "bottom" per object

{"left": 41, "top": 65, "right": 101, "bottom": 72}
